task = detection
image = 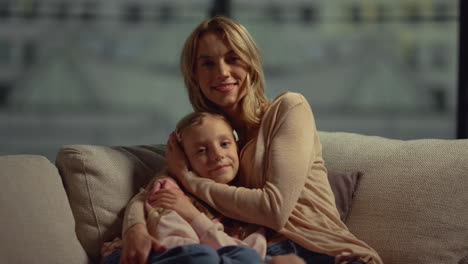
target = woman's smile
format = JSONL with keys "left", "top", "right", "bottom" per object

{"left": 214, "top": 82, "right": 237, "bottom": 93}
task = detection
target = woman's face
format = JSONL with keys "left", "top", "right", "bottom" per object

{"left": 195, "top": 32, "right": 248, "bottom": 114}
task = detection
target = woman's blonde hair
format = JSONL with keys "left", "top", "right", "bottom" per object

{"left": 180, "top": 16, "right": 270, "bottom": 129}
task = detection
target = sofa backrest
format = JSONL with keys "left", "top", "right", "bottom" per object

{"left": 54, "top": 131, "right": 468, "bottom": 264}
{"left": 319, "top": 131, "right": 468, "bottom": 264}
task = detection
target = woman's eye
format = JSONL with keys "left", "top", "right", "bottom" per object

{"left": 226, "top": 57, "right": 240, "bottom": 63}
{"left": 221, "top": 141, "right": 231, "bottom": 148}
{"left": 201, "top": 60, "right": 214, "bottom": 67}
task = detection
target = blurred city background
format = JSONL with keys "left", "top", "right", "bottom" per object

{"left": 0, "top": 0, "right": 460, "bottom": 161}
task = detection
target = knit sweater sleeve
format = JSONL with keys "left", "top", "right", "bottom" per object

{"left": 181, "top": 93, "right": 319, "bottom": 230}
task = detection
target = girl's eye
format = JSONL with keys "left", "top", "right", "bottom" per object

{"left": 197, "top": 148, "right": 207, "bottom": 154}
{"left": 221, "top": 141, "right": 231, "bottom": 148}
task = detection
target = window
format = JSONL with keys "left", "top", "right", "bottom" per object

{"left": 0, "top": 0, "right": 461, "bottom": 161}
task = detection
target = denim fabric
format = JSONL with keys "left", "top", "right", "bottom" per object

{"left": 267, "top": 240, "right": 366, "bottom": 264}
{"left": 100, "top": 244, "right": 263, "bottom": 264}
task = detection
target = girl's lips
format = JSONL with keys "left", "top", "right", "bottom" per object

{"left": 211, "top": 165, "right": 230, "bottom": 172}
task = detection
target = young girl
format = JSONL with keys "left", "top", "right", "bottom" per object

{"left": 101, "top": 112, "right": 302, "bottom": 264}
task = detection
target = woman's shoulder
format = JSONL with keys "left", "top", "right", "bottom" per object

{"left": 269, "top": 91, "right": 309, "bottom": 111}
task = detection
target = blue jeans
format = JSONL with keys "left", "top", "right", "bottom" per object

{"left": 267, "top": 240, "right": 366, "bottom": 264}
{"left": 100, "top": 244, "right": 263, "bottom": 264}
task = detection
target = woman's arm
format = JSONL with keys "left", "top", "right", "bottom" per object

{"left": 169, "top": 94, "right": 321, "bottom": 230}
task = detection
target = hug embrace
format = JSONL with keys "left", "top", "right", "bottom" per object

{"left": 100, "top": 16, "right": 383, "bottom": 264}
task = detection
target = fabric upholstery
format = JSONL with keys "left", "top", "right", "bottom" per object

{"left": 319, "top": 131, "right": 468, "bottom": 264}
{"left": 0, "top": 155, "right": 89, "bottom": 264}
{"left": 55, "top": 145, "right": 166, "bottom": 262}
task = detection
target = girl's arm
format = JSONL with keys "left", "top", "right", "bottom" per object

{"left": 168, "top": 93, "right": 321, "bottom": 230}
{"left": 153, "top": 189, "right": 267, "bottom": 258}
{"left": 122, "top": 190, "right": 147, "bottom": 233}
{"left": 151, "top": 209, "right": 200, "bottom": 247}
{"left": 120, "top": 176, "right": 169, "bottom": 264}
{"left": 191, "top": 214, "right": 267, "bottom": 258}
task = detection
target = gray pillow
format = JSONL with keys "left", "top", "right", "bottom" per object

{"left": 327, "top": 170, "right": 363, "bottom": 222}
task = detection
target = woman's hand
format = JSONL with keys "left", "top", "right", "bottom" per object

{"left": 120, "top": 223, "right": 166, "bottom": 264}
{"left": 165, "top": 132, "right": 191, "bottom": 185}
{"left": 148, "top": 188, "right": 201, "bottom": 222}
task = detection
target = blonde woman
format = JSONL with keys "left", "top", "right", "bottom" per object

{"left": 123, "top": 16, "right": 383, "bottom": 264}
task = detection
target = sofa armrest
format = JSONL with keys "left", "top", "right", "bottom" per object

{"left": 0, "top": 155, "right": 90, "bottom": 264}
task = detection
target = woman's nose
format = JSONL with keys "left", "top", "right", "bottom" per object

{"left": 216, "top": 61, "right": 229, "bottom": 79}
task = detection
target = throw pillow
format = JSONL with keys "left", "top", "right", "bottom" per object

{"left": 56, "top": 144, "right": 166, "bottom": 262}
{"left": 327, "top": 170, "right": 363, "bottom": 222}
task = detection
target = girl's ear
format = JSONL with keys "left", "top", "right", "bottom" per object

{"left": 175, "top": 131, "right": 182, "bottom": 143}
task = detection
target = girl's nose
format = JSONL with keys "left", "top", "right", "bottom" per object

{"left": 211, "top": 148, "right": 224, "bottom": 161}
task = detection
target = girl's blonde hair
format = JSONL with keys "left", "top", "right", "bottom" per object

{"left": 175, "top": 111, "right": 234, "bottom": 144}
{"left": 180, "top": 16, "right": 270, "bottom": 130}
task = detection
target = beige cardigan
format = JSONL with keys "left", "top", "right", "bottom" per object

{"left": 124, "top": 92, "right": 383, "bottom": 264}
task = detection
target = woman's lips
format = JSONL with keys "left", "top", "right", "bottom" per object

{"left": 213, "top": 83, "right": 236, "bottom": 93}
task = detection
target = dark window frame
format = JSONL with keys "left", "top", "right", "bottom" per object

{"left": 457, "top": 0, "right": 467, "bottom": 139}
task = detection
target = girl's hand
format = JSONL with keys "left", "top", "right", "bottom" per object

{"left": 148, "top": 189, "right": 201, "bottom": 222}
{"left": 165, "top": 132, "right": 191, "bottom": 185}
{"left": 120, "top": 223, "right": 166, "bottom": 264}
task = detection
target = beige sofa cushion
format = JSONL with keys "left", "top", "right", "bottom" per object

{"left": 319, "top": 131, "right": 468, "bottom": 264}
{"left": 0, "top": 155, "right": 89, "bottom": 264}
{"left": 55, "top": 145, "right": 166, "bottom": 262}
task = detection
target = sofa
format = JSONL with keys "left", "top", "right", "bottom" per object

{"left": 1, "top": 131, "right": 467, "bottom": 264}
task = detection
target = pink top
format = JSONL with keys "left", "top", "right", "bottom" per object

{"left": 106, "top": 176, "right": 267, "bottom": 258}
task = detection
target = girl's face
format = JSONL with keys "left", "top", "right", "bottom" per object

{"left": 181, "top": 116, "right": 239, "bottom": 185}
{"left": 195, "top": 32, "right": 248, "bottom": 115}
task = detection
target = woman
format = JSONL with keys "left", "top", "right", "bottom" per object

{"left": 123, "top": 16, "right": 383, "bottom": 264}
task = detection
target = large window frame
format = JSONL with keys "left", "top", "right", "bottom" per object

{"left": 457, "top": 0, "right": 467, "bottom": 139}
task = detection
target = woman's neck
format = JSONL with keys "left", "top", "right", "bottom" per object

{"left": 224, "top": 108, "right": 258, "bottom": 148}
{"left": 227, "top": 111, "right": 254, "bottom": 145}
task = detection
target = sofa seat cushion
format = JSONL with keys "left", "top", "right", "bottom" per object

{"left": 0, "top": 155, "right": 89, "bottom": 264}
{"left": 319, "top": 131, "right": 468, "bottom": 264}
